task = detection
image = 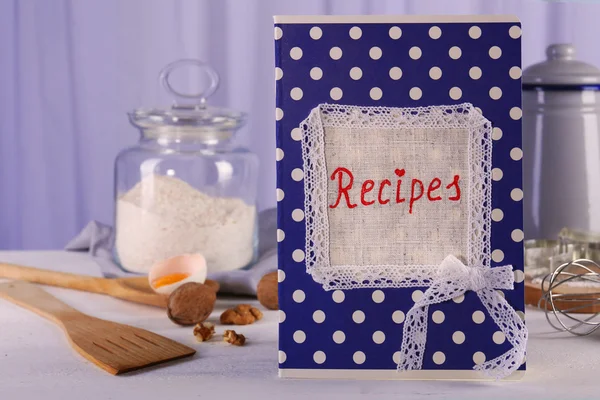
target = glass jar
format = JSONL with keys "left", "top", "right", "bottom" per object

{"left": 113, "top": 60, "right": 259, "bottom": 274}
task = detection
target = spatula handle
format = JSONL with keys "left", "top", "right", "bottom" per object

{"left": 0, "top": 281, "right": 81, "bottom": 325}
{"left": 0, "top": 263, "right": 109, "bottom": 294}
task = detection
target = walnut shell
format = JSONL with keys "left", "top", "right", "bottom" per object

{"left": 167, "top": 282, "right": 216, "bottom": 326}
{"left": 257, "top": 271, "right": 278, "bottom": 310}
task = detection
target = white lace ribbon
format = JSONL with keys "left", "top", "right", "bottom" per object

{"left": 397, "top": 255, "right": 528, "bottom": 380}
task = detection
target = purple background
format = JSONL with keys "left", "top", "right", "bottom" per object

{"left": 0, "top": 0, "right": 598, "bottom": 249}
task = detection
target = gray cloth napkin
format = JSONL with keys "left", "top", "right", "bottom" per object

{"left": 65, "top": 208, "right": 277, "bottom": 296}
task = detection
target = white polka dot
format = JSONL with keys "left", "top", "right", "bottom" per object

{"left": 332, "top": 290, "right": 345, "bottom": 303}
{"left": 510, "top": 107, "right": 522, "bottom": 120}
{"left": 492, "top": 127, "right": 503, "bottom": 140}
{"left": 313, "top": 351, "right": 326, "bottom": 364}
{"left": 493, "top": 331, "right": 506, "bottom": 345}
{"left": 514, "top": 269, "right": 525, "bottom": 283}
{"left": 292, "top": 290, "right": 305, "bottom": 303}
{"left": 452, "top": 331, "right": 466, "bottom": 344}
{"left": 309, "top": 26, "right": 322, "bottom": 40}
{"left": 473, "top": 351, "right": 486, "bottom": 365}
{"left": 349, "top": 26, "right": 362, "bottom": 40}
{"left": 292, "top": 208, "right": 304, "bottom": 222}
{"left": 276, "top": 148, "right": 284, "bottom": 161}
{"left": 521, "top": 355, "right": 527, "bottom": 365}
{"left": 372, "top": 331, "right": 385, "bottom": 344}
{"left": 393, "top": 351, "right": 401, "bottom": 364}
{"left": 511, "top": 188, "right": 524, "bottom": 201}
{"left": 290, "top": 47, "right": 303, "bottom": 60}
{"left": 389, "top": 67, "right": 403, "bottom": 80}
{"left": 389, "top": 26, "right": 402, "bottom": 39}
{"left": 349, "top": 67, "right": 363, "bottom": 80}
{"left": 290, "top": 87, "right": 303, "bottom": 101}
{"left": 512, "top": 229, "right": 524, "bottom": 243}
{"left": 412, "top": 290, "right": 424, "bottom": 302}
{"left": 353, "top": 351, "right": 366, "bottom": 364}
{"left": 292, "top": 249, "right": 305, "bottom": 262}
{"left": 469, "top": 66, "right": 482, "bottom": 80}
{"left": 492, "top": 168, "right": 503, "bottom": 181}
{"left": 492, "top": 208, "right": 504, "bottom": 222}
{"left": 489, "top": 46, "right": 502, "bottom": 59}
{"left": 453, "top": 294, "right": 465, "bottom": 304}
{"left": 330, "top": 47, "right": 343, "bottom": 60}
{"left": 330, "top": 87, "right": 343, "bottom": 101}
{"left": 370, "top": 46, "right": 383, "bottom": 60}
{"left": 509, "top": 25, "right": 522, "bottom": 39}
{"left": 370, "top": 87, "right": 383, "bottom": 100}
{"left": 275, "top": 67, "right": 283, "bottom": 80}
{"left": 510, "top": 66, "right": 522, "bottom": 79}
{"left": 275, "top": 108, "right": 283, "bottom": 121}
{"left": 429, "top": 26, "right": 442, "bottom": 39}
{"left": 291, "top": 127, "right": 302, "bottom": 141}
{"left": 449, "top": 46, "right": 462, "bottom": 59}
{"left": 278, "top": 350, "right": 286, "bottom": 363}
{"left": 449, "top": 87, "right": 462, "bottom": 100}
{"left": 517, "top": 310, "right": 525, "bottom": 321}
{"left": 278, "top": 269, "right": 285, "bottom": 282}
{"left": 409, "top": 46, "right": 422, "bottom": 60}
{"left": 291, "top": 168, "right": 304, "bottom": 181}
{"left": 372, "top": 290, "right": 385, "bottom": 303}
{"left": 429, "top": 66, "right": 442, "bottom": 80}
{"left": 492, "top": 249, "right": 505, "bottom": 263}
{"left": 392, "top": 310, "right": 405, "bottom": 324}
{"left": 433, "top": 351, "right": 446, "bottom": 365}
{"left": 279, "top": 310, "right": 286, "bottom": 323}
{"left": 510, "top": 147, "right": 523, "bottom": 161}
{"left": 496, "top": 290, "right": 505, "bottom": 298}
{"left": 274, "top": 27, "right": 283, "bottom": 40}
{"left": 293, "top": 330, "right": 306, "bottom": 343}
{"left": 333, "top": 330, "right": 346, "bottom": 344}
{"left": 489, "top": 86, "right": 502, "bottom": 100}
{"left": 432, "top": 310, "right": 445, "bottom": 324}
{"left": 469, "top": 26, "right": 482, "bottom": 39}
{"left": 352, "top": 310, "right": 365, "bottom": 324}
{"left": 313, "top": 310, "right": 326, "bottom": 323}
{"left": 277, "top": 229, "right": 285, "bottom": 242}
{"left": 475, "top": 107, "right": 483, "bottom": 114}
{"left": 472, "top": 310, "right": 485, "bottom": 324}
{"left": 310, "top": 67, "right": 323, "bottom": 80}
{"left": 409, "top": 87, "right": 422, "bottom": 100}
{"left": 276, "top": 188, "right": 284, "bottom": 202}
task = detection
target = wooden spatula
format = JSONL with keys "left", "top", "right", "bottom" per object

{"left": 0, "top": 281, "right": 196, "bottom": 374}
{"left": 0, "top": 263, "right": 219, "bottom": 308}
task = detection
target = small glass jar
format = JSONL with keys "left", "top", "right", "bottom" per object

{"left": 113, "top": 60, "right": 259, "bottom": 274}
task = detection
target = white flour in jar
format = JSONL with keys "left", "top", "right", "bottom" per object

{"left": 115, "top": 174, "right": 256, "bottom": 274}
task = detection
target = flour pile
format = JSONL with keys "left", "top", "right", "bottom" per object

{"left": 115, "top": 174, "right": 256, "bottom": 273}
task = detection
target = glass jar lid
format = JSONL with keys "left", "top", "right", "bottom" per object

{"left": 523, "top": 44, "right": 600, "bottom": 90}
{"left": 129, "top": 59, "right": 246, "bottom": 133}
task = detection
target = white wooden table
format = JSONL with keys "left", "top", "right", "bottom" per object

{"left": 0, "top": 251, "right": 597, "bottom": 399}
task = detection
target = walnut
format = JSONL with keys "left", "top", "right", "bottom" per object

{"left": 220, "top": 304, "right": 263, "bottom": 325}
{"left": 193, "top": 322, "right": 215, "bottom": 342}
{"left": 167, "top": 282, "right": 216, "bottom": 326}
{"left": 257, "top": 271, "right": 278, "bottom": 310}
{"left": 223, "top": 330, "right": 246, "bottom": 346}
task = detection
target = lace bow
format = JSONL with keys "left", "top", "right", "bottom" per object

{"left": 397, "top": 255, "right": 528, "bottom": 380}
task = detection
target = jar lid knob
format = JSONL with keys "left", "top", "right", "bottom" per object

{"left": 159, "top": 59, "right": 220, "bottom": 106}
{"left": 546, "top": 44, "right": 576, "bottom": 61}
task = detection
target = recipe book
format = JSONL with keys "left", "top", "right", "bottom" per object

{"left": 274, "top": 15, "right": 526, "bottom": 381}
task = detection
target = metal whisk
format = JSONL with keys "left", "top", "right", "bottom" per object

{"left": 539, "top": 259, "right": 600, "bottom": 336}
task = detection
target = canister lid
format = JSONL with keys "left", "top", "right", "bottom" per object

{"left": 129, "top": 59, "right": 246, "bottom": 132}
{"left": 523, "top": 44, "right": 600, "bottom": 89}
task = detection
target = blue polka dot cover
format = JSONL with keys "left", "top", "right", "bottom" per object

{"left": 274, "top": 15, "right": 525, "bottom": 380}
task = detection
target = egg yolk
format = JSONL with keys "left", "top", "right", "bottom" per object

{"left": 152, "top": 273, "right": 190, "bottom": 289}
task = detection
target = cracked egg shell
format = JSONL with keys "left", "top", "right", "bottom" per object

{"left": 148, "top": 254, "right": 207, "bottom": 295}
